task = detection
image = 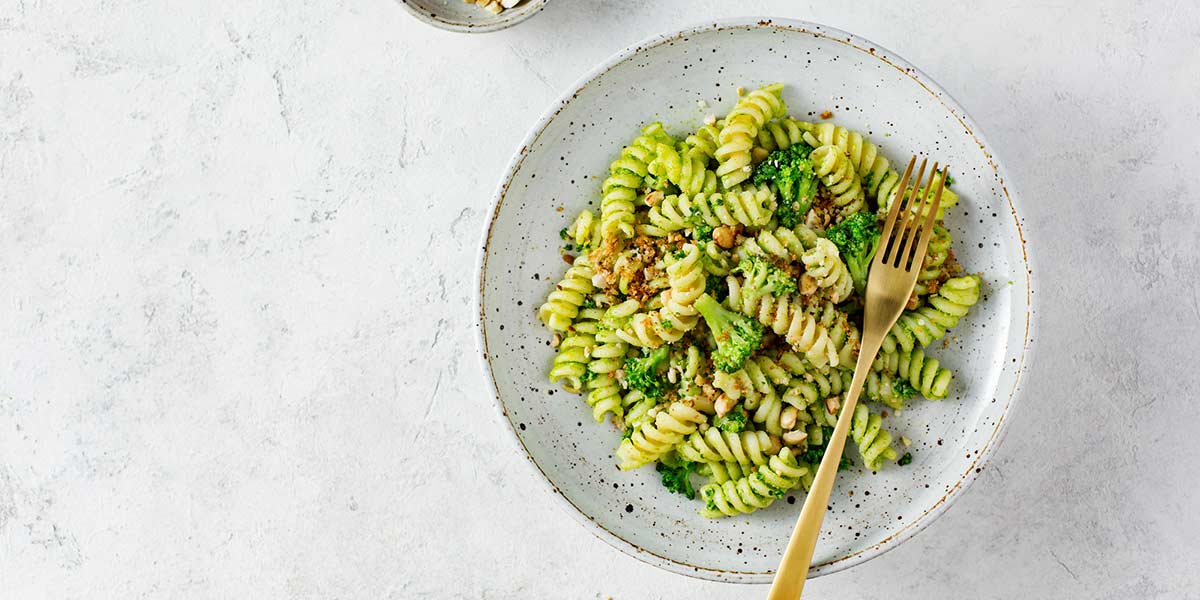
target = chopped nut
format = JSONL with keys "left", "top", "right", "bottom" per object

{"left": 681, "top": 397, "right": 694, "bottom": 408}
{"left": 881, "top": 410, "right": 889, "bottom": 418}
{"left": 766, "top": 434, "right": 782, "bottom": 454}
{"left": 783, "top": 430, "right": 808, "bottom": 445}
{"left": 667, "top": 366, "right": 678, "bottom": 384}
{"left": 800, "top": 273, "right": 818, "bottom": 295}
{"left": 645, "top": 190, "right": 664, "bottom": 207}
{"left": 820, "top": 110, "right": 833, "bottom": 119}
{"left": 556, "top": 206, "right": 564, "bottom": 212}
{"left": 550, "top": 334, "right": 562, "bottom": 348}
{"left": 906, "top": 292, "right": 919, "bottom": 310}
{"left": 562, "top": 254, "right": 575, "bottom": 265}
{"left": 714, "top": 393, "right": 735, "bottom": 417}
{"left": 703, "top": 114, "right": 717, "bottom": 125}
{"left": 901, "top": 436, "right": 912, "bottom": 447}
{"left": 781, "top": 406, "right": 798, "bottom": 430}
{"left": 591, "top": 273, "right": 609, "bottom": 287}
{"left": 696, "top": 99, "right": 709, "bottom": 110}
{"left": 737, "top": 86, "right": 746, "bottom": 96}
{"left": 713, "top": 225, "right": 736, "bottom": 249}
{"left": 825, "top": 395, "right": 841, "bottom": 415}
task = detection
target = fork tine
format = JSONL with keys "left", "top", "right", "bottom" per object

{"left": 898, "top": 161, "right": 937, "bottom": 269}
{"left": 876, "top": 156, "right": 915, "bottom": 260}
{"left": 884, "top": 157, "right": 927, "bottom": 266}
{"left": 909, "top": 165, "right": 947, "bottom": 271}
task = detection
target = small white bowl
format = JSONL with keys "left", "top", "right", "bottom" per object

{"left": 476, "top": 18, "right": 1037, "bottom": 582}
{"left": 397, "top": 0, "right": 548, "bottom": 33}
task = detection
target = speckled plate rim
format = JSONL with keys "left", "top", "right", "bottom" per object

{"left": 397, "top": 0, "right": 549, "bottom": 33}
{"left": 473, "top": 17, "right": 1038, "bottom": 583}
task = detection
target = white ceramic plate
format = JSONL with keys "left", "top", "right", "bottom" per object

{"left": 476, "top": 19, "right": 1036, "bottom": 583}
{"left": 398, "top": 0, "right": 548, "bottom": 33}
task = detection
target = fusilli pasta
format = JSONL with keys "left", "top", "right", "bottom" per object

{"left": 535, "top": 85, "right": 982, "bottom": 517}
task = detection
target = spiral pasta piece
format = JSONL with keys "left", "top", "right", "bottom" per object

{"left": 850, "top": 403, "right": 899, "bottom": 471}
{"left": 685, "top": 121, "right": 723, "bottom": 160}
{"left": 811, "top": 144, "right": 867, "bottom": 216}
{"left": 865, "top": 370, "right": 913, "bottom": 411}
{"left": 615, "top": 244, "right": 707, "bottom": 348}
{"left": 873, "top": 348, "right": 952, "bottom": 400}
{"left": 726, "top": 279, "right": 857, "bottom": 369}
{"left": 798, "top": 122, "right": 900, "bottom": 208}
{"left": 700, "top": 460, "right": 752, "bottom": 484}
{"left": 583, "top": 321, "right": 630, "bottom": 422}
{"left": 782, "top": 366, "right": 852, "bottom": 409}
{"left": 651, "top": 142, "right": 718, "bottom": 196}
{"left": 621, "top": 391, "right": 658, "bottom": 432}
{"left": 916, "top": 224, "right": 952, "bottom": 295}
{"left": 537, "top": 256, "right": 595, "bottom": 332}
{"left": 601, "top": 123, "right": 675, "bottom": 240}
{"left": 699, "top": 448, "right": 808, "bottom": 518}
{"left": 566, "top": 209, "right": 600, "bottom": 251}
{"left": 712, "top": 355, "right": 791, "bottom": 434}
{"left": 883, "top": 275, "right": 982, "bottom": 354}
{"left": 548, "top": 307, "right": 603, "bottom": 392}
{"left": 616, "top": 402, "right": 706, "bottom": 470}
{"left": 801, "top": 238, "right": 854, "bottom": 303}
{"left": 736, "top": 225, "right": 818, "bottom": 263}
{"left": 880, "top": 170, "right": 960, "bottom": 220}
{"left": 754, "top": 116, "right": 813, "bottom": 152}
{"left": 715, "top": 83, "right": 788, "bottom": 188}
{"left": 645, "top": 187, "right": 777, "bottom": 237}
{"left": 678, "top": 428, "right": 777, "bottom": 467}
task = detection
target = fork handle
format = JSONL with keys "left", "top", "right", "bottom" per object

{"left": 766, "top": 335, "right": 883, "bottom": 600}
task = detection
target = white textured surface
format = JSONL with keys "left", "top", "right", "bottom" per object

{"left": 1, "top": 1, "right": 1197, "bottom": 598}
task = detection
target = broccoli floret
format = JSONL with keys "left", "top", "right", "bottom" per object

{"left": 825, "top": 212, "right": 881, "bottom": 295}
{"left": 580, "top": 296, "right": 597, "bottom": 309}
{"left": 713, "top": 407, "right": 748, "bottom": 432}
{"left": 656, "top": 460, "right": 696, "bottom": 499}
{"left": 892, "top": 379, "right": 918, "bottom": 399}
{"left": 752, "top": 145, "right": 817, "bottom": 227}
{"left": 687, "top": 212, "right": 714, "bottom": 241}
{"left": 944, "top": 174, "right": 955, "bottom": 187}
{"left": 734, "top": 255, "right": 798, "bottom": 299}
{"left": 898, "top": 452, "right": 913, "bottom": 466}
{"left": 694, "top": 293, "right": 764, "bottom": 372}
{"left": 624, "top": 346, "right": 670, "bottom": 399}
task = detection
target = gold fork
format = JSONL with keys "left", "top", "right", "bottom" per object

{"left": 767, "top": 156, "right": 948, "bottom": 599}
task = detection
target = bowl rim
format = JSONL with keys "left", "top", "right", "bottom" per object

{"left": 396, "top": 0, "right": 549, "bottom": 33}
{"left": 473, "top": 17, "right": 1038, "bottom": 583}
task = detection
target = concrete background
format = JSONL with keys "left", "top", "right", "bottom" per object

{"left": 2, "top": 1, "right": 1197, "bottom": 598}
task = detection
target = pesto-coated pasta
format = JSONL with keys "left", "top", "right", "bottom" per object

{"left": 811, "top": 144, "right": 867, "bottom": 216}
{"left": 801, "top": 238, "right": 854, "bottom": 303}
{"left": 700, "top": 448, "right": 808, "bottom": 518}
{"left": 536, "top": 84, "right": 980, "bottom": 516}
{"left": 715, "top": 83, "right": 787, "bottom": 188}
{"left": 600, "top": 123, "right": 675, "bottom": 240}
